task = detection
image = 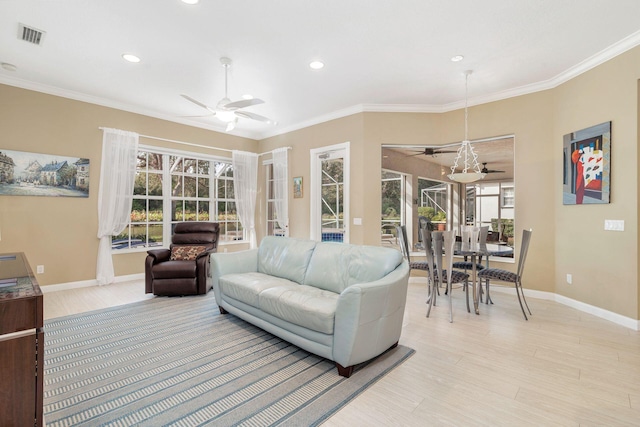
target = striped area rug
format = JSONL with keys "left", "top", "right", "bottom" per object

{"left": 43, "top": 293, "right": 414, "bottom": 426}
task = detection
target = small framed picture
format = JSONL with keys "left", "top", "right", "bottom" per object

{"left": 293, "top": 176, "right": 303, "bottom": 198}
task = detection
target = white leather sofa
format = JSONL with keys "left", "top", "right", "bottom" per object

{"left": 209, "top": 236, "right": 410, "bottom": 377}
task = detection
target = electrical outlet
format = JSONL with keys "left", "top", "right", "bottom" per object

{"left": 37, "top": 265, "right": 45, "bottom": 274}
{"left": 566, "top": 274, "right": 572, "bottom": 284}
{"left": 223, "top": 247, "right": 228, "bottom": 253}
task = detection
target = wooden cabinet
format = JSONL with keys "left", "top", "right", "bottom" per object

{"left": 0, "top": 253, "right": 43, "bottom": 427}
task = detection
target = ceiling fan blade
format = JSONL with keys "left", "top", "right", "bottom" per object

{"left": 180, "top": 94, "right": 216, "bottom": 113}
{"left": 179, "top": 113, "right": 216, "bottom": 118}
{"left": 235, "top": 110, "right": 275, "bottom": 124}
{"left": 222, "top": 98, "right": 265, "bottom": 110}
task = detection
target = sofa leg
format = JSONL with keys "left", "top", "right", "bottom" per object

{"left": 219, "top": 306, "right": 228, "bottom": 314}
{"left": 336, "top": 363, "right": 354, "bottom": 378}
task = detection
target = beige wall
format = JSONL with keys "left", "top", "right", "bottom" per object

{"left": 258, "top": 47, "right": 639, "bottom": 320}
{"left": 0, "top": 84, "right": 256, "bottom": 286}
{"left": 553, "top": 48, "right": 638, "bottom": 318}
{"left": 1, "top": 43, "right": 638, "bottom": 320}
{"left": 259, "top": 114, "right": 365, "bottom": 241}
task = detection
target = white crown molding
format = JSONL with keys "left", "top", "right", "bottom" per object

{"left": 259, "top": 104, "right": 365, "bottom": 139}
{"left": 0, "top": 75, "right": 262, "bottom": 140}
{"left": 4, "top": 29, "right": 640, "bottom": 142}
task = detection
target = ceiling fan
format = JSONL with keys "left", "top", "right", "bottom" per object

{"left": 408, "top": 147, "right": 457, "bottom": 157}
{"left": 181, "top": 57, "right": 275, "bottom": 132}
{"left": 481, "top": 163, "right": 505, "bottom": 174}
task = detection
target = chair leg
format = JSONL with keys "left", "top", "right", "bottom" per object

{"left": 514, "top": 280, "right": 529, "bottom": 321}
{"left": 464, "top": 279, "right": 471, "bottom": 313}
{"left": 485, "top": 279, "right": 493, "bottom": 304}
{"left": 519, "top": 279, "right": 532, "bottom": 315}
{"left": 448, "top": 280, "right": 453, "bottom": 323}
{"left": 426, "top": 280, "right": 436, "bottom": 317}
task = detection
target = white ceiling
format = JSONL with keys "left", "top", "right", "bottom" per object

{"left": 2, "top": 0, "right": 640, "bottom": 140}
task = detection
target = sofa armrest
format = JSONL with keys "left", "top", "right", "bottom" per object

{"left": 210, "top": 249, "right": 259, "bottom": 305}
{"left": 332, "top": 260, "right": 410, "bottom": 367}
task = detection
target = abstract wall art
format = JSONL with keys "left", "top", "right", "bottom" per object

{"left": 562, "top": 121, "right": 611, "bottom": 205}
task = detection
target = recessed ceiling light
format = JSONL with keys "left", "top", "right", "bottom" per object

{"left": 122, "top": 53, "right": 141, "bottom": 63}
{"left": 182, "top": 0, "right": 199, "bottom": 4}
{"left": 242, "top": 94, "right": 254, "bottom": 100}
{"left": 309, "top": 61, "right": 324, "bottom": 70}
{"left": 1, "top": 62, "right": 17, "bottom": 72}
{"left": 451, "top": 55, "right": 464, "bottom": 62}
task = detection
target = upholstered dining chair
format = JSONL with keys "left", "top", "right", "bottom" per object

{"left": 477, "top": 229, "right": 533, "bottom": 320}
{"left": 395, "top": 224, "right": 431, "bottom": 274}
{"left": 145, "top": 221, "right": 220, "bottom": 296}
{"left": 424, "top": 229, "right": 470, "bottom": 323}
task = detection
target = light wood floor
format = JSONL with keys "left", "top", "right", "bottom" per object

{"left": 43, "top": 277, "right": 640, "bottom": 426}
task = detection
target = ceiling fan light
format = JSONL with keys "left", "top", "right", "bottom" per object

{"left": 448, "top": 172, "right": 486, "bottom": 183}
{"left": 216, "top": 110, "right": 236, "bottom": 122}
{"left": 225, "top": 119, "right": 237, "bottom": 132}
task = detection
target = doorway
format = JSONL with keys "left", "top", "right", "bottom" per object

{"left": 310, "top": 142, "right": 350, "bottom": 242}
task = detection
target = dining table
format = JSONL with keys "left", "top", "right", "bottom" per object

{"left": 454, "top": 242, "right": 514, "bottom": 314}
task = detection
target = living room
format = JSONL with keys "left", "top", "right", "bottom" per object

{"left": 1, "top": 1, "right": 640, "bottom": 425}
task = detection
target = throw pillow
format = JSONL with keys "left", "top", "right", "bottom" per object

{"left": 170, "top": 245, "right": 208, "bottom": 261}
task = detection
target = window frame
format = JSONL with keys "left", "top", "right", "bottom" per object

{"left": 112, "top": 144, "right": 245, "bottom": 253}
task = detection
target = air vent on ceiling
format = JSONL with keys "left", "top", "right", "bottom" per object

{"left": 18, "top": 23, "right": 46, "bottom": 45}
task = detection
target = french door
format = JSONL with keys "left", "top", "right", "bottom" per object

{"left": 310, "top": 142, "right": 350, "bottom": 242}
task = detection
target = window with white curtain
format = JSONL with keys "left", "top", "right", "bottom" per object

{"left": 265, "top": 163, "right": 285, "bottom": 236}
{"left": 112, "top": 146, "right": 244, "bottom": 251}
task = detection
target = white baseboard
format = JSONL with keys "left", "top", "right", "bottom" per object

{"left": 44, "top": 274, "right": 640, "bottom": 331}
{"left": 488, "top": 285, "right": 640, "bottom": 331}
{"left": 40, "top": 273, "right": 144, "bottom": 293}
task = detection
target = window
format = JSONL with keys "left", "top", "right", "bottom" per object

{"left": 465, "top": 181, "right": 515, "bottom": 248}
{"left": 381, "top": 169, "right": 404, "bottom": 237}
{"left": 265, "top": 162, "right": 286, "bottom": 236}
{"left": 501, "top": 185, "right": 515, "bottom": 208}
{"left": 112, "top": 147, "right": 243, "bottom": 251}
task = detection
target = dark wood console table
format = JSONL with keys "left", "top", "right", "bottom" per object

{"left": 0, "top": 252, "right": 43, "bottom": 427}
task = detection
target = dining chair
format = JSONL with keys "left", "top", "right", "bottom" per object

{"left": 452, "top": 225, "right": 489, "bottom": 271}
{"left": 477, "top": 229, "right": 533, "bottom": 320}
{"left": 395, "top": 224, "right": 431, "bottom": 273}
{"left": 425, "top": 229, "right": 470, "bottom": 323}
{"left": 452, "top": 225, "right": 489, "bottom": 301}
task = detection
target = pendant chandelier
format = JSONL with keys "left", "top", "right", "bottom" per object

{"left": 448, "top": 70, "right": 486, "bottom": 183}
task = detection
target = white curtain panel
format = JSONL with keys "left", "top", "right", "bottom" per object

{"left": 272, "top": 147, "right": 289, "bottom": 235}
{"left": 232, "top": 150, "right": 258, "bottom": 248}
{"left": 96, "top": 128, "right": 139, "bottom": 285}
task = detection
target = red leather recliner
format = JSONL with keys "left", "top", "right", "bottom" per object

{"left": 145, "top": 222, "right": 220, "bottom": 296}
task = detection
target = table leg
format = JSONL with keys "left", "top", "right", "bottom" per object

{"left": 471, "top": 255, "right": 479, "bottom": 314}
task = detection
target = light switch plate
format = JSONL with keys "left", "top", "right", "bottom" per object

{"left": 353, "top": 218, "right": 362, "bottom": 225}
{"left": 604, "top": 219, "right": 624, "bottom": 231}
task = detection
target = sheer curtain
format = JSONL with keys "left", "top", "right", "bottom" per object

{"left": 232, "top": 150, "right": 258, "bottom": 248}
{"left": 272, "top": 147, "right": 289, "bottom": 236}
{"left": 96, "top": 128, "right": 139, "bottom": 285}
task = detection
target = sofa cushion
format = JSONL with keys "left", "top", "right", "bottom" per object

{"left": 257, "top": 236, "right": 316, "bottom": 284}
{"left": 258, "top": 285, "right": 339, "bottom": 335}
{"left": 219, "top": 272, "right": 298, "bottom": 308}
{"left": 304, "top": 242, "right": 403, "bottom": 294}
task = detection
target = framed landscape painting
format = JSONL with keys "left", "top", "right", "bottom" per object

{"left": 562, "top": 121, "right": 611, "bottom": 205}
{"left": 0, "top": 149, "right": 89, "bottom": 197}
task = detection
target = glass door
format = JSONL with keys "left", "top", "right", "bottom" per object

{"left": 310, "top": 142, "right": 350, "bottom": 242}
